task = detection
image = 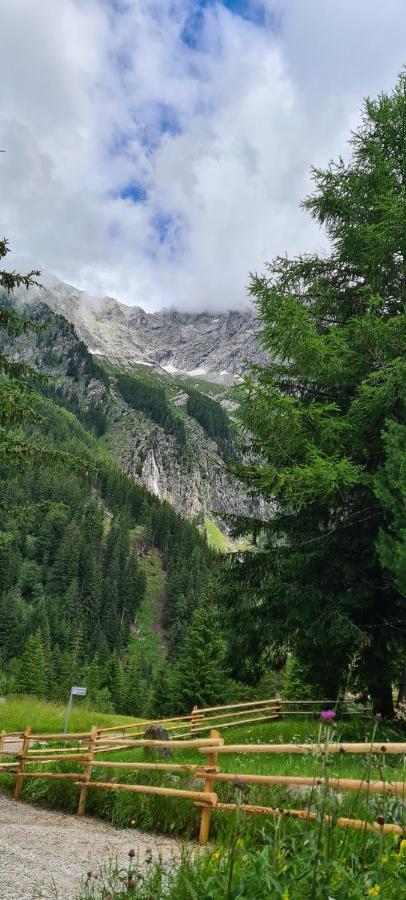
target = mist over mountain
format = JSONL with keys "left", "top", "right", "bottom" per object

{"left": 24, "top": 277, "right": 267, "bottom": 385}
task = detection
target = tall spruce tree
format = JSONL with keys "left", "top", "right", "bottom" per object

{"left": 176, "top": 597, "right": 227, "bottom": 711}
{"left": 222, "top": 73, "right": 406, "bottom": 716}
{"left": 124, "top": 649, "right": 148, "bottom": 716}
{"left": 16, "top": 631, "right": 49, "bottom": 695}
{"left": 148, "top": 661, "right": 175, "bottom": 718}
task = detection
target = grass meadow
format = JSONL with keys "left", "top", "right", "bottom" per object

{"left": 0, "top": 695, "right": 135, "bottom": 734}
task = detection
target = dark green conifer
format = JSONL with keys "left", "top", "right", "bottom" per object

{"left": 176, "top": 598, "right": 227, "bottom": 711}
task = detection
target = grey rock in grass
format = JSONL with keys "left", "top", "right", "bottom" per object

{"left": 187, "top": 777, "right": 205, "bottom": 792}
{"left": 165, "top": 774, "right": 182, "bottom": 785}
{"left": 287, "top": 784, "right": 343, "bottom": 805}
{"left": 143, "top": 724, "right": 172, "bottom": 759}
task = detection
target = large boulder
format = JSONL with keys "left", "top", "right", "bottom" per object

{"left": 143, "top": 723, "right": 172, "bottom": 758}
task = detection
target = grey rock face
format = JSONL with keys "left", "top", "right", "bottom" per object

{"left": 110, "top": 392, "right": 268, "bottom": 523}
{"left": 24, "top": 277, "right": 266, "bottom": 383}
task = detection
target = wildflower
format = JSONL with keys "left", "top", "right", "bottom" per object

{"left": 320, "top": 709, "right": 336, "bottom": 721}
{"left": 374, "top": 712, "right": 382, "bottom": 719}
{"left": 282, "top": 891, "right": 289, "bottom": 900}
{"left": 130, "top": 819, "right": 137, "bottom": 827}
{"left": 368, "top": 886, "right": 381, "bottom": 896}
{"left": 381, "top": 856, "right": 389, "bottom": 864}
{"left": 128, "top": 849, "right": 135, "bottom": 858}
{"left": 400, "top": 839, "right": 406, "bottom": 854}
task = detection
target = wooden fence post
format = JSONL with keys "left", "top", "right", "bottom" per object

{"left": 77, "top": 725, "right": 98, "bottom": 816}
{"left": 199, "top": 728, "right": 220, "bottom": 845}
{"left": 190, "top": 706, "right": 199, "bottom": 735}
{"left": 14, "top": 725, "right": 31, "bottom": 800}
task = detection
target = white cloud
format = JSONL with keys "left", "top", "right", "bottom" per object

{"left": 0, "top": 0, "right": 405, "bottom": 311}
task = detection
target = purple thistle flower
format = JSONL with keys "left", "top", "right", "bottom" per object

{"left": 233, "top": 777, "right": 245, "bottom": 789}
{"left": 320, "top": 709, "right": 336, "bottom": 721}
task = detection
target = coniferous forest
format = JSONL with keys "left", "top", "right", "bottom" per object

{"left": 0, "top": 267, "right": 223, "bottom": 715}
{"left": 0, "top": 386, "right": 221, "bottom": 713}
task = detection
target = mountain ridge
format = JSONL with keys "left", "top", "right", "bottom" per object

{"left": 23, "top": 277, "right": 266, "bottom": 385}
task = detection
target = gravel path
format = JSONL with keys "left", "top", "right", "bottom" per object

{"left": 0, "top": 793, "right": 183, "bottom": 900}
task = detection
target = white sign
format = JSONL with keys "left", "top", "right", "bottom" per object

{"left": 71, "top": 686, "right": 87, "bottom": 697}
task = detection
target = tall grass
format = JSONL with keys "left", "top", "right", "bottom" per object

{"left": 77, "top": 823, "right": 406, "bottom": 900}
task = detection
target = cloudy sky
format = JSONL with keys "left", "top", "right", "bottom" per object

{"left": 1, "top": 1, "right": 405, "bottom": 311}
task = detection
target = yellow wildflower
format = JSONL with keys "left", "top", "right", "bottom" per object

{"left": 130, "top": 819, "right": 137, "bottom": 827}
{"left": 278, "top": 864, "right": 288, "bottom": 874}
{"left": 368, "top": 887, "right": 381, "bottom": 896}
{"left": 400, "top": 839, "right": 406, "bottom": 855}
{"left": 281, "top": 892, "right": 289, "bottom": 900}
{"left": 380, "top": 856, "right": 389, "bottom": 864}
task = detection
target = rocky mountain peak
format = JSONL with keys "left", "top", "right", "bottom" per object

{"left": 23, "top": 277, "right": 265, "bottom": 384}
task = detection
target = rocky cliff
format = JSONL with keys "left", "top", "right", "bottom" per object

{"left": 24, "top": 276, "right": 266, "bottom": 383}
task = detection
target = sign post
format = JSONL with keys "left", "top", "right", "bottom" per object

{"left": 63, "top": 685, "right": 87, "bottom": 733}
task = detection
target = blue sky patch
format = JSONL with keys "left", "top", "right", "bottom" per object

{"left": 221, "top": 1, "right": 267, "bottom": 26}
{"left": 118, "top": 183, "right": 147, "bottom": 203}
{"left": 181, "top": 4, "right": 207, "bottom": 50}
{"left": 152, "top": 212, "right": 177, "bottom": 244}
{"left": 181, "top": 1, "right": 267, "bottom": 48}
{"left": 151, "top": 211, "right": 187, "bottom": 261}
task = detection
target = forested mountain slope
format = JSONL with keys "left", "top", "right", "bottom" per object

{"left": 0, "top": 387, "right": 216, "bottom": 715}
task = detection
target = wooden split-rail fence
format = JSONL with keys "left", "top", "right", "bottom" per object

{"left": 1, "top": 697, "right": 403, "bottom": 843}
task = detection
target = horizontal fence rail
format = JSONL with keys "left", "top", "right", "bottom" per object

{"left": 202, "top": 772, "right": 406, "bottom": 796}
{"left": 95, "top": 697, "right": 284, "bottom": 741}
{"left": 200, "top": 742, "right": 406, "bottom": 755}
{"left": 93, "top": 696, "right": 372, "bottom": 743}
{"left": 194, "top": 802, "right": 406, "bottom": 836}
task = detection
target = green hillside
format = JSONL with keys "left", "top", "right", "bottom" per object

{"left": 0, "top": 382, "right": 218, "bottom": 717}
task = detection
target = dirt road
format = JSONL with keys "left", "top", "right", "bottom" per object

{"left": 0, "top": 793, "right": 182, "bottom": 899}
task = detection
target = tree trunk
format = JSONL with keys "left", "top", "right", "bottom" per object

{"left": 364, "top": 635, "right": 395, "bottom": 719}
{"left": 397, "top": 662, "right": 406, "bottom": 705}
{"left": 370, "top": 680, "right": 394, "bottom": 719}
